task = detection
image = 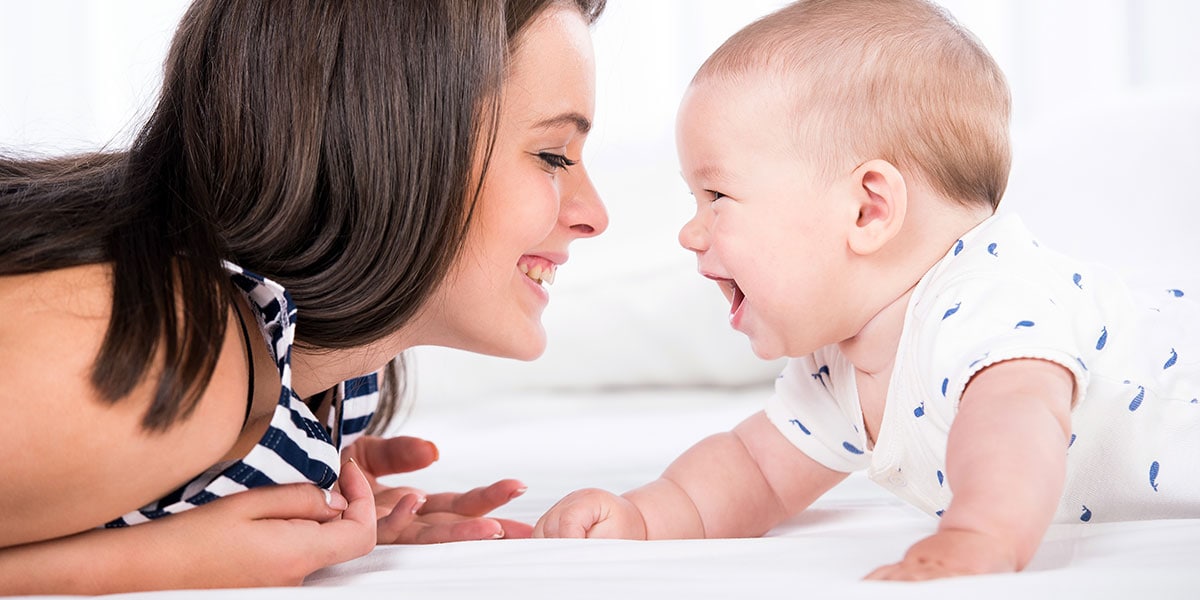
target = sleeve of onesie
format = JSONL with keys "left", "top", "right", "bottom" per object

{"left": 765, "top": 351, "right": 872, "bottom": 473}
{"left": 918, "top": 275, "right": 1091, "bottom": 415}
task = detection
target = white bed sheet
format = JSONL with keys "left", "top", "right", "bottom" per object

{"left": 31, "top": 386, "right": 1198, "bottom": 599}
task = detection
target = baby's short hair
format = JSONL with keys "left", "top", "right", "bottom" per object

{"left": 695, "top": 0, "right": 1011, "bottom": 210}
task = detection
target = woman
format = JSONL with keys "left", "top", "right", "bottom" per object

{"left": 0, "top": 0, "right": 607, "bottom": 592}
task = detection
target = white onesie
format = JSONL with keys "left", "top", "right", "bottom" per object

{"left": 766, "top": 213, "right": 1200, "bottom": 523}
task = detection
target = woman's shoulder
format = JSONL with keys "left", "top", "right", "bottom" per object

{"left": 0, "top": 263, "right": 252, "bottom": 547}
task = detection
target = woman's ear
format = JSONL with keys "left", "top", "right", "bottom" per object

{"left": 846, "top": 159, "right": 907, "bottom": 256}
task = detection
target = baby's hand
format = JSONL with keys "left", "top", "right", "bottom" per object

{"left": 864, "top": 529, "right": 1019, "bottom": 581}
{"left": 533, "top": 488, "right": 648, "bottom": 539}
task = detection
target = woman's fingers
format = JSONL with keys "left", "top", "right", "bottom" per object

{"left": 350, "top": 435, "right": 440, "bottom": 478}
{"left": 223, "top": 482, "right": 347, "bottom": 522}
{"left": 311, "top": 460, "right": 378, "bottom": 560}
{"left": 393, "top": 516, "right": 506, "bottom": 544}
{"left": 493, "top": 518, "right": 533, "bottom": 539}
{"left": 420, "top": 479, "right": 527, "bottom": 517}
{"left": 335, "top": 459, "right": 378, "bottom": 527}
{"left": 375, "top": 493, "right": 425, "bottom": 543}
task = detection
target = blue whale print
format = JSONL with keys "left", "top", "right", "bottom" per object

{"left": 1080, "top": 505, "right": 1092, "bottom": 522}
{"left": 941, "top": 378, "right": 949, "bottom": 396}
{"left": 937, "top": 470, "right": 944, "bottom": 486}
{"left": 953, "top": 240, "right": 964, "bottom": 256}
{"left": 788, "top": 419, "right": 812, "bottom": 435}
{"left": 1150, "top": 461, "right": 1160, "bottom": 491}
{"left": 811, "top": 365, "right": 831, "bottom": 389}
{"left": 942, "top": 302, "right": 961, "bottom": 320}
{"left": 1015, "top": 320, "right": 1035, "bottom": 329}
{"left": 1069, "top": 433, "right": 1077, "bottom": 448}
{"left": 913, "top": 403, "right": 925, "bottom": 418}
{"left": 1168, "top": 289, "right": 1185, "bottom": 298}
{"left": 1164, "top": 348, "right": 1178, "bottom": 370}
{"left": 842, "top": 442, "right": 864, "bottom": 455}
{"left": 1073, "top": 273, "right": 1083, "bottom": 289}
{"left": 1076, "top": 356, "right": 1089, "bottom": 371}
{"left": 1129, "top": 385, "right": 1145, "bottom": 411}
{"left": 1096, "top": 326, "right": 1108, "bottom": 350}
{"left": 987, "top": 242, "right": 999, "bottom": 257}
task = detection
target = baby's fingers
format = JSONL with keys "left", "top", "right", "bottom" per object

{"left": 535, "top": 500, "right": 600, "bottom": 539}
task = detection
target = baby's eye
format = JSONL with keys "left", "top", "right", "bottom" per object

{"left": 709, "top": 190, "right": 727, "bottom": 201}
{"left": 536, "top": 152, "right": 578, "bottom": 172}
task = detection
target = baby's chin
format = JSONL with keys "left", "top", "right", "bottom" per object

{"left": 747, "top": 338, "right": 787, "bottom": 362}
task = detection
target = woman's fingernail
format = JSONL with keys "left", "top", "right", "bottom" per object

{"left": 492, "top": 530, "right": 505, "bottom": 539}
{"left": 426, "top": 441, "right": 439, "bottom": 462}
{"left": 411, "top": 496, "right": 428, "bottom": 514}
{"left": 324, "top": 488, "right": 348, "bottom": 510}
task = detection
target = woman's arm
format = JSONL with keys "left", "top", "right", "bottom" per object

{"left": 0, "top": 462, "right": 377, "bottom": 594}
{"left": 535, "top": 410, "right": 848, "bottom": 539}
{"left": 867, "top": 358, "right": 1074, "bottom": 580}
{"left": 0, "top": 266, "right": 382, "bottom": 594}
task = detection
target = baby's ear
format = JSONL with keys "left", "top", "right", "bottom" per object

{"left": 846, "top": 159, "right": 907, "bottom": 255}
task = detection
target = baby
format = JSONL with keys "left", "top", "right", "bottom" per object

{"left": 534, "top": 0, "right": 1200, "bottom": 580}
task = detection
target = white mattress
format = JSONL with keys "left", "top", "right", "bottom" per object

{"left": 23, "top": 386, "right": 1200, "bottom": 598}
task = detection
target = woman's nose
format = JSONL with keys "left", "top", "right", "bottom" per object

{"left": 564, "top": 168, "right": 608, "bottom": 237}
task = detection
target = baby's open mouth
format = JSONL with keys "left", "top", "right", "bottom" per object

{"left": 730, "top": 280, "right": 745, "bottom": 314}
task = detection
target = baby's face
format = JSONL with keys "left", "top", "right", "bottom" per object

{"left": 675, "top": 78, "right": 862, "bottom": 360}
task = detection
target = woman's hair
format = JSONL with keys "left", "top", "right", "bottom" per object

{"left": 0, "top": 0, "right": 605, "bottom": 432}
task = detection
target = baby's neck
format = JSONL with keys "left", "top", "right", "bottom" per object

{"left": 839, "top": 198, "right": 992, "bottom": 377}
{"left": 838, "top": 284, "right": 914, "bottom": 378}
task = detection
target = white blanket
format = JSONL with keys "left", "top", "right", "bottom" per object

{"left": 23, "top": 386, "right": 1200, "bottom": 599}
{"left": 302, "top": 387, "right": 1200, "bottom": 599}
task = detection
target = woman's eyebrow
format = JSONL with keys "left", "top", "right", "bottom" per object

{"left": 533, "top": 112, "right": 592, "bottom": 134}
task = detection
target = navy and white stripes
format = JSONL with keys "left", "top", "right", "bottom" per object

{"left": 106, "top": 263, "right": 378, "bottom": 528}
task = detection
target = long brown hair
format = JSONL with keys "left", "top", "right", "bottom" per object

{"left": 0, "top": 0, "right": 605, "bottom": 432}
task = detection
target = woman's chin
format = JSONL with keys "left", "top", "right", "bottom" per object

{"left": 480, "top": 327, "right": 548, "bottom": 361}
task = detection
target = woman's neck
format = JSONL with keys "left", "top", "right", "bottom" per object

{"left": 289, "top": 341, "right": 402, "bottom": 399}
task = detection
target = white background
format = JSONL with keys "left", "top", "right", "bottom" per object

{"left": 3, "top": 1, "right": 1198, "bottom": 399}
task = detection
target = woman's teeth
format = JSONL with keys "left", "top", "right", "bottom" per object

{"left": 520, "top": 263, "right": 556, "bottom": 286}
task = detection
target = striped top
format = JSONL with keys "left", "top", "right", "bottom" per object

{"left": 106, "top": 263, "right": 379, "bottom": 527}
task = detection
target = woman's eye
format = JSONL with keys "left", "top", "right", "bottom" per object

{"left": 536, "top": 152, "right": 578, "bottom": 172}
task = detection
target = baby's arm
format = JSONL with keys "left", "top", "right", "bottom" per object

{"left": 867, "top": 358, "right": 1074, "bottom": 580}
{"left": 535, "top": 410, "right": 848, "bottom": 539}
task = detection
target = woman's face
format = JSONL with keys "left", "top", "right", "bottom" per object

{"left": 416, "top": 5, "right": 607, "bottom": 360}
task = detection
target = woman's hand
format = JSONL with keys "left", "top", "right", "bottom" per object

{"left": 342, "top": 435, "right": 533, "bottom": 544}
{"left": 864, "top": 528, "right": 1020, "bottom": 581}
